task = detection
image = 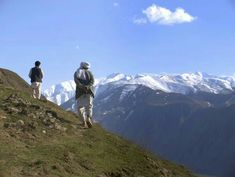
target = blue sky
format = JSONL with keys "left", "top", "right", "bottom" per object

{"left": 0, "top": 0, "right": 235, "bottom": 88}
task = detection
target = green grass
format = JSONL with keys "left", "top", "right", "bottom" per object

{"left": 0, "top": 85, "right": 194, "bottom": 177}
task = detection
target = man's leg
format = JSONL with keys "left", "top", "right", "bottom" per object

{"left": 78, "top": 107, "right": 87, "bottom": 128}
{"left": 37, "top": 83, "right": 42, "bottom": 99}
{"left": 31, "top": 82, "right": 37, "bottom": 99}
{"left": 85, "top": 94, "right": 93, "bottom": 128}
{"left": 77, "top": 95, "right": 88, "bottom": 128}
{"left": 35, "top": 83, "right": 40, "bottom": 99}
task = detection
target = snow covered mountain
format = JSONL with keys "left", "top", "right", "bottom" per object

{"left": 91, "top": 84, "right": 235, "bottom": 177}
{"left": 44, "top": 72, "right": 235, "bottom": 105}
{"left": 43, "top": 79, "right": 102, "bottom": 105}
{"left": 43, "top": 72, "right": 235, "bottom": 176}
{"left": 43, "top": 80, "right": 76, "bottom": 105}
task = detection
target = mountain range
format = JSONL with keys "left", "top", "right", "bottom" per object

{"left": 44, "top": 72, "right": 235, "bottom": 177}
{"left": 44, "top": 72, "right": 235, "bottom": 106}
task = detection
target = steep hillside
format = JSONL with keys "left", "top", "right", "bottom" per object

{"left": 177, "top": 104, "right": 235, "bottom": 177}
{"left": 0, "top": 68, "right": 31, "bottom": 94}
{"left": 0, "top": 71, "right": 194, "bottom": 177}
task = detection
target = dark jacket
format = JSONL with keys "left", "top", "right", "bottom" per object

{"left": 29, "top": 67, "right": 43, "bottom": 83}
{"left": 74, "top": 69, "right": 95, "bottom": 99}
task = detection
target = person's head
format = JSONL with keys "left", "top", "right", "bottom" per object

{"left": 35, "top": 61, "right": 41, "bottom": 67}
{"left": 80, "top": 62, "right": 90, "bottom": 70}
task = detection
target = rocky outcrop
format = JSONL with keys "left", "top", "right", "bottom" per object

{"left": 2, "top": 94, "right": 68, "bottom": 138}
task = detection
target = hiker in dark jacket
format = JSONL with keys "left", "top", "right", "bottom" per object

{"left": 74, "top": 62, "right": 95, "bottom": 128}
{"left": 29, "top": 61, "right": 44, "bottom": 99}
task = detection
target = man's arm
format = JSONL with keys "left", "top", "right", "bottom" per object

{"left": 74, "top": 72, "right": 82, "bottom": 86}
{"left": 41, "top": 69, "right": 44, "bottom": 79}
{"left": 28, "top": 69, "right": 32, "bottom": 79}
{"left": 87, "top": 71, "right": 94, "bottom": 87}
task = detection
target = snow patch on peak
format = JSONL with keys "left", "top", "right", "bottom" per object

{"left": 120, "top": 85, "right": 138, "bottom": 101}
{"left": 44, "top": 80, "right": 76, "bottom": 105}
{"left": 104, "top": 73, "right": 132, "bottom": 84}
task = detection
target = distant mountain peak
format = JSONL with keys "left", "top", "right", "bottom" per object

{"left": 107, "top": 73, "right": 124, "bottom": 79}
{"left": 44, "top": 72, "right": 235, "bottom": 105}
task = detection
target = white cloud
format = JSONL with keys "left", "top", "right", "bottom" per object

{"left": 113, "top": 2, "right": 119, "bottom": 7}
{"left": 133, "top": 18, "right": 147, "bottom": 25}
{"left": 135, "top": 4, "right": 196, "bottom": 25}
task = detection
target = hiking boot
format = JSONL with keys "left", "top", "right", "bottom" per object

{"left": 87, "top": 117, "right": 93, "bottom": 128}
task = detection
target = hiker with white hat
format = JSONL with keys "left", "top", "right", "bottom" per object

{"left": 74, "top": 61, "right": 95, "bottom": 128}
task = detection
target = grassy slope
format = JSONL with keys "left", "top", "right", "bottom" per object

{"left": 0, "top": 68, "right": 31, "bottom": 93}
{"left": 0, "top": 75, "right": 194, "bottom": 177}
